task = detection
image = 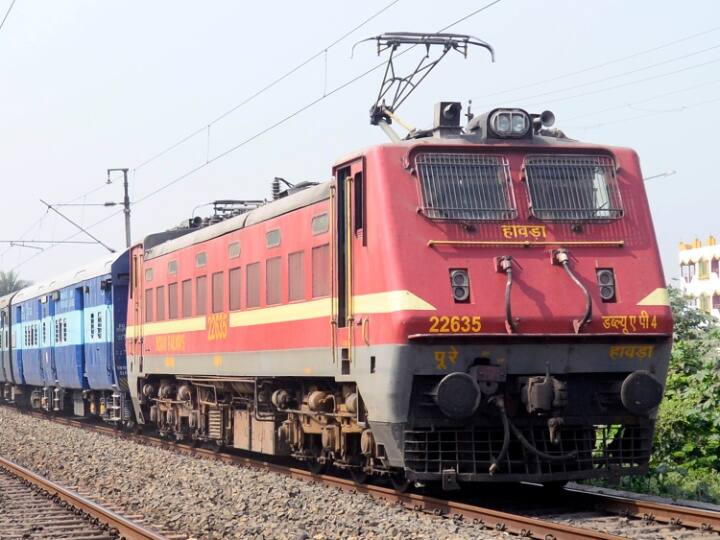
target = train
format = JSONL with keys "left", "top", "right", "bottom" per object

{"left": 0, "top": 33, "right": 673, "bottom": 489}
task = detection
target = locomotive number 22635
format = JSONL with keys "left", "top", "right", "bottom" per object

{"left": 428, "top": 315, "right": 481, "bottom": 333}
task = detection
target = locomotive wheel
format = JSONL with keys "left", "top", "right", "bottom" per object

{"left": 389, "top": 470, "right": 410, "bottom": 492}
{"left": 306, "top": 458, "right": 326, "bottom": 475}
{"left": 350, "top": 468, "right": 368, "bottom": 484}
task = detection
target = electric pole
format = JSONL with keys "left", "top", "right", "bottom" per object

{"left": 107, "top": 168, "right": 131, "bottom": 248}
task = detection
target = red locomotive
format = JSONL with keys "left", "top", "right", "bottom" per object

{"left": 124, "top": 34, "right": 673, "bottom": 490}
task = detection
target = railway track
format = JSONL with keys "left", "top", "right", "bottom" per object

{"left": 8, "top": 407, "right": 720, "bottom": 540}
{"left": 0, "top": 453, "right": 168, "bottom": 540}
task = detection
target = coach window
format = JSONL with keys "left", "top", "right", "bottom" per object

{"left": 97, "top": 312, "right": 103, "bottom": 339}
{"left": 212, "top": 272, "right": 224, "bottom": 313}
{"left": 196, "top": 252, "right": 207, "bottom": 268}
{"left": 145, "top": 268, "right": 154, "bottom": 282}
{"left": 90, "top": 313, "right": 95, "bottom": 339}
{"left": 196, "top": 276, "right": 207, "bottom": 316}
{"left": 266, "top": 229, "right": 281, "bottom": 248}
{"left": 311, "top": 213, "right": 329, "bottom": 235}
{"left": 168, "top": 282, "right": 179, "bottom": 319}
{"left": 145, "top": 289, "right": 154, "bottom": 323}
{"left": 156, "top": 286, "right": 166, "bottom": 321}
{"left": 229, "top": 267, "right": 241, "bottom": 311}
{"left": 246, "top": 262, "right": 260, "bottom": 309}
{"left": 182, "top": 280, "right": 192, "bottom": 318}
{"left": 312, "top": 244, "right": 330, "bottom": 298}
{"left": 288, "top": 251, "right": 304, "bottom": 302}
{"left": 168, "top": 260, "right": 178, "bottom": 275}
{"left": 228, "top": 242, "right": 241, "bottom": 259}
{"left": 266, "top": 257, "right": 281, "bottom": 305}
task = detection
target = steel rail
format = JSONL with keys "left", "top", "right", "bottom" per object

{"left": 32, "top": 414, "right": 624, "bottom": 540}
{"left": 566, "top": 486, "right": 720, "bottom": 532}
{"left": 14, "top": 409, "right": 720, "bottom": 539}
{"left": 0, "top": 453, "right": 167, "bottom": 540}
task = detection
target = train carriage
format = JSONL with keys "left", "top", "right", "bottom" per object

{"left": 2, "top": 253, "right": 131, "bottom": 417}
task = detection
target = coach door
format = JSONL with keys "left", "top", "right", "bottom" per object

{"left": 332, "top": 158, "right": 365, "bottom": 374}
{"left": 130, "top": 248, "right": 145, "bottom": 373}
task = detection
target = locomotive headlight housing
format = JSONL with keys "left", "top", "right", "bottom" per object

{"left": 450, "top": 269, "right": 470, "bottom": 303}
{"left": 596, "top": 268, "right": 616, "bottom": 302}
{"left": 489, "top": 108, "right": 531, "bottom": 138}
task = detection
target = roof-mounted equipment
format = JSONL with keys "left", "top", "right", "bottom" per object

{"left": 354, "top": 32, "right": 494, "bottom": 141}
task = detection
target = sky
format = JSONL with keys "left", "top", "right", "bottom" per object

{"left": 0, "top": 0, "right": 718, "bottom": 283}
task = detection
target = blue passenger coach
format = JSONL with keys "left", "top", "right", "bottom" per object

{"left": 0, "top": 251, "right": 131, "bottom": 421}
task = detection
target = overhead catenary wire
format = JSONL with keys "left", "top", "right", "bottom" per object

{"left": 564, "top": 77, "right": 720, "bottom": 121}
{"left": 568, "top": 94, "right": 720, "bottom": 130}
{"left": 5, "top": 0, "right": 402, "bottom": 262}
{"left": 479, "top": 42, "right": 720, "bottom": 107}
{"left": 0, "top": 0, "right": 17, "bottom": 34}
{"left": 10, "top": 0, "right": 505, "bottom": 272}
{"left": 473, "top": 25, "right": 720, "bottom": 100}
{"left": 132, "top": 0, "right": 403, "bottom": 172}
{"left": 522, "top": 56, "right": 720, "bottom": 109}
{"left": 132, "top": 0, "right": 504, "bottom": 205}
{"left": 5, "top": 0, "right": 402, "bottom": 265}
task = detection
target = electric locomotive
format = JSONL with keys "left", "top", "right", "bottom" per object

{"left": 0, "top": 33, "right": 673, "bottom": 491}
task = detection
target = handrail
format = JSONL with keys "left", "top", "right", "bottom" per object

{"left": 554, "top": 249, "right": 592, "bottom": 334}
{"left": 496, "top": 256, "right": 517, "bottom": 334}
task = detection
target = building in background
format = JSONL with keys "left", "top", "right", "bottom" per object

{"left": 679, "top": 235, "right": 720, "bottom": 316}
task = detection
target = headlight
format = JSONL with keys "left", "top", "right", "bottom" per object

{"left": 512, "top": 114, "right": 527, "bottom": 133}
{"left": 496, "top": 113, "right": 511, "bottom": 133}
{"left": 489, "top": 109, "right": 531, "bottom": 138}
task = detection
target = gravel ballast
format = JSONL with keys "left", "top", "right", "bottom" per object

{"left": 0, "top": 406, "right": 503, "bottom": 539}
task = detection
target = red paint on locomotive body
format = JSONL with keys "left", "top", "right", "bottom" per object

{"left": 127, "top": 138, "right": 670, "bottom": 356}
{"left": 358, "top": 139, "right": 671, "bottom": 341}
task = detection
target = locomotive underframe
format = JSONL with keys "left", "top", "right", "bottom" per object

{"left": 126, "top": 334, "right": 672, "bottom": 485}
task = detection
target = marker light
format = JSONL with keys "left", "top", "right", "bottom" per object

{"left": 596, "top": 268, "right": 616, "bottom": 302}
{"left": 450, "top": 269, "right": 470, "bottom": 302}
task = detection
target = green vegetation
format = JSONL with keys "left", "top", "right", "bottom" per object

{"left": 0, "top": 270, "right": 31, "bottom": 296}
{"left": 613, "top": 286, "right": 720, "bottom": 503}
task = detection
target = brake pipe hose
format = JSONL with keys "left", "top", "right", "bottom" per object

{"left": 508, "top": 419, "right": 578, "bottom": 462}
{"left": 488, "top": 396, "right": 511, "bottom": 475}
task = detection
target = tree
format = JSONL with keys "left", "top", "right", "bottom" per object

{"left": 618, "top": 286, "right": 720, "bottom": 502}
{"left": 0, "top": 270, "right": 31, "bottom": 296}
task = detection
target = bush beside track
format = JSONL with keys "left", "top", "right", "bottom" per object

{"left": 591, "top": 286, "right": 720, "bottom": 503}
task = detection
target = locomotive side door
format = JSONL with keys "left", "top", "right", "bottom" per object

{"left": 332, "top": 158, "right": 365, "bottom": 374}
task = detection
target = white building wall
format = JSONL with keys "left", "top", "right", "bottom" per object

{"left": 679, "top": 236, "right": 720, "bottom": 318}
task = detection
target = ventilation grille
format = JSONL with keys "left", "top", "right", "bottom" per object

{"left": 415, "top": 153, "right": 517, "bottom": 221}
{"left": 404, "top": 424, "right": 652, "bottom": 479}
{"left": 525, "top": 154, "right": 623, "bottom": 221}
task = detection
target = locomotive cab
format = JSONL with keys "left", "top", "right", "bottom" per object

{"left": 331, "top": 102, "right": 672, "bottom": 488}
